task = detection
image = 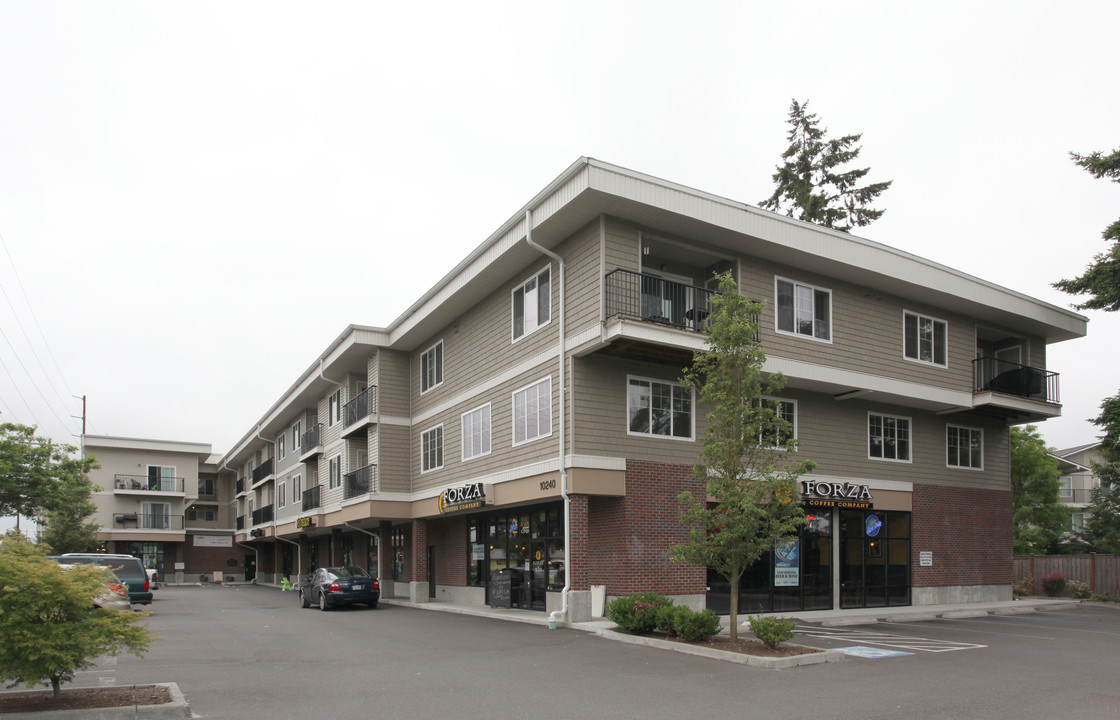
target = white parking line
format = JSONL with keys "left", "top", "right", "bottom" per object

{"left": 794, "top": 625, "right": 987, "bottom": 653}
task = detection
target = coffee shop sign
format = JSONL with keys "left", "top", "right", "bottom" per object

{"left": 801, "top": 481, "right": 873, "bottom": 501}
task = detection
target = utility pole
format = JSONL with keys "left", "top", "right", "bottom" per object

{"left": 72, "top": 394, "right": 86, "bottom": 455}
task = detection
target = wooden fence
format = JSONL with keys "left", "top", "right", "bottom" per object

{"left": 1013, "top": 554, "right": 1119, "bottom": 597}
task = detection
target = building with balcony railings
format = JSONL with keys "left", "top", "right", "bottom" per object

{"left": 83, "top": 435, "right": 239, "bottom": 584}
{"left": 1052, "top": 442, "right": 1105, "bottom": 534}
{"left": 205, "top": 158, "right": 1087, "bottom": 621}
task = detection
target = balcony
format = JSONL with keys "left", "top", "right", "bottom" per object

{"left": 342, "top": 386, "right": 378, "bottom": 438}
{"left": 300, "top": 423, "right": 323, "bottom": 462}
{"left": 302, "top": 485, "right": 322, "bottom": 511}
{"left": 113, "top": 474, "right": 184, "bottom": 494}
{"left": 972, "top": 357, "right": 1061, "bottom": 422}
{"left": 113, "top": 513, "right": 184, "bottom": 530}
{"left": 251, "top": 504, "right": 274, "bottom": 526}
{"left": 606, "top": 269, "right": 718, "bottom": 332}
{"left": 251, "top": 458, "right": 275, "bottom": 487}
{"left": 235, "top": 477, "right": 245, "bottom": 494}
{"left": 343, "top": 464, "right": 376, "bottom": 500}
{"left": 236, "top": 516, "right": 245, "bottom": 530}
{"left": 1060, "top": 489, "right": 1093, "bottom": 504}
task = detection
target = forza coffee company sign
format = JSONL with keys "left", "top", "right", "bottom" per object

{"left": 801, "top": 480, "right": 874, "bottom": 509}
{"left": 438, "top": 482, "right": 488, "bottom": 515}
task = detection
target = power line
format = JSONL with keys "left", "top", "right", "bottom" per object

{"left": 0, "top": 326, "right": 75, "bottom": 434}
{"left": 0, "top": 350, "right": 41, "bottom": 427}
{"left": 0, "top": 266, "right": 74, "bottom": 419}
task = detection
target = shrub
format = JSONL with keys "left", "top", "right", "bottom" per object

{"left": 748, "top": 614, "right": 797, "bottom": 649}
{"left": 656, "top": 605, "right": 692, "bottom": 636}
{"left": 673, "top": 608, "right": 723, "bottom": 642}
{"left": 1091, "top": 592, "right": 1119, "bottom": 603}
{"left": 1040, "top": 573, "right": 1067, "bottom": 597}
{"left": 606, "top": 592, "right": 672, "bottom": 634}
{"left": 1012, "top": 576, "right": 1034, "bottom": 598}
{"left": 1068, "top": 580, "right": 1091, "bottom": 599}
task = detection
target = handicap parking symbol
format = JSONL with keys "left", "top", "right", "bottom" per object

{"left": 836, "top": 646, "right": 914, "bottom": 658}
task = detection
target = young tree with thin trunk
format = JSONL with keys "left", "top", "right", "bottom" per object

{"left": 1010, "top": 425, "right": 1068, "bottom": 554}
{"left": 669, "top": 274, "right": 816, "bottom": 641}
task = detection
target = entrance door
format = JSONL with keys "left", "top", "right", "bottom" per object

{"left": 427, "top": 546, "right": 435, "bottom": 599}
{"left": 839, "top": 510, "right": 910, "bottom": 609}
{"left": 529, "top": 541, "right": 547, "bottom": 610}
{"left": 245, "top": 555, "right": 256, "bottom": 582}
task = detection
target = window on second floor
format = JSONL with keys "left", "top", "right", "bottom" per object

{"left": 946, "top": 425, "right": 983, "bottom": 470}
{"left": 293, "top": 474, "right": 303, "bottom": 503}
{"left": 627, "top": 376, "right": 692, "bottom": 440}
{"left": 462, "top": 404, "right": 492, "bottom": 461}
{"left": 776, "top": 277, "right": 831, "bottom": 342}
{"left": 421, "top": 340, "right": 444, "bottom": 393}
{"left": 422, "top": 425, "right": 444, "bottom": 472}
{"left": 328, "top": 390, "right": 342, "bottom": 426}
{"left": 328, "top": 456, "right": 342, "bottom": 489}
{"left": 759, "top": 397, "right": 797, "bottom": 448}
{"left": 513, "top": 377, "right": 552, "bottom": 445}
{"left": 904, "top": 311, "right": 948, "bottom": 366}
{"left": 186, "top": 505, "right": 217, "bottom": 522}
{"left": 513, "top": 267, "right": 551, "bottom": 341}
{"left": 1058, "top": 476, "right": 1073, "bottom": 499}
{"left": 869, "top": 412, "right": 911, "bottom": 463}
{"left": 278, "top": 481, "right": 287, "bottom": 508}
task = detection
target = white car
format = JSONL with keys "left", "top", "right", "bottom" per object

{"left": 146, "top": 568, "right": 159, "bottom": 590}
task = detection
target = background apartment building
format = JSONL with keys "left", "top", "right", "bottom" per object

{"left": 95, "top": 159, "right": 1087, "bottom": 620}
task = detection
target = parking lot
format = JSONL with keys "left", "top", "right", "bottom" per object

{"left": 20, "top": 586, "right": 1120, "bottom": 720}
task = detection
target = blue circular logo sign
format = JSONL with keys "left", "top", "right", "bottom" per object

{"left": 865, "top": 515, "right": 882, "bottom": 537}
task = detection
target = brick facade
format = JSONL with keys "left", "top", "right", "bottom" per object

{"left": 912, "top": 483, "right": 1014, "bottom": 588}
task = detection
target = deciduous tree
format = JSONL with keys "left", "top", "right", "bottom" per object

{"left": 669, "top": 274, "right": 816, "bottom": 641}
{"left": 759, "top": 99, "right": 892, "bottom": 232}
{"left": 1010, "top": 425, "right": 1068, "bottom": 554}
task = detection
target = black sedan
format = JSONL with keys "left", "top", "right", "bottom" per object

{"left": 299, "top": 567, "right": 380, "bottom": 610}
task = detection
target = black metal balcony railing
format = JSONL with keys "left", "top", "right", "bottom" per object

{"left": 344, "top": 386, "right": 378, "bottom": 427}
{"left": 251, "top": 457, "right": 275, "bottom": 483}
{"left": 605, "top": 269, "right": 718, "bottom": 332}
{"left": 236, "top": 516, "right": 245, "bottom": 530}
{"left": 251, "top": 504, "right": 274, "bottom": 526}
{"left": 113, "top": 474, "right": 184, "bottom": 493}
{"left": 343, "top": 464, "right": 375, "bottom": 500}
{"left": 302, "top": 485, "right": 322, "bottom": 511}
{"left": 1060, "top": 489, "right": 1093, "bottom": 504}
{"left": 973, "top": 357, "right": 1059, "bottom": 403}
{"left": 113, "top": 513, "right": 184, "bottom": 530}
{"left": 301, "top": 422, "right": 322, "bottom": 450}
{"left": 235, "top": 477, "right": 245, "bottom": 494}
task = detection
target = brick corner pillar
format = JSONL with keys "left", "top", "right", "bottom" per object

{"left": 568, "top": 494, "right": 589, "bottom": 591}
{"left": 409, "top": 518, "right": 429, "bottom": 603}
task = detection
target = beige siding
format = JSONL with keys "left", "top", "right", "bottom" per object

{"left": 378, "top": 424, "right": 410, "bottom": 493}
{"left": 378, "top": 350, "right": 410, "bottom": 416}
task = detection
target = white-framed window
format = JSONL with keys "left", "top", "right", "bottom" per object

{"left": 904, "top": 311, "right": 948, "bottom": 367}
{"left": 513, "top": 377, "right": 552, "bottom": 445}
{"left": 328, "top": 390, "right": 342, "bottom": 426}
{"left": 512, "top": 266, "right": 551, "bottom": 341}
{"left": 278, "top": 434, "right": 286, "bottom": 459}
{"left": 627, "top": 376, "right": 693, "bottom": 440}
{"left": 278, "top": 480, "right": 287, "bottom": 508}
{"left": 293, "top": 474, "right": 303, "bottom": 505}
{"left": 1070, "top": 512, "right": 1085, "bottom": 533}
{"left": 869, "top": 412, "right": 911, "bottom": 463}
{"left": 946, "top": 425, "right": 983, "bottom": 470}
{"left": 1058, "top": 476, "right": 1073, "bottom": 499}
{"left": 421, "top": 425, "right": 444, "bottom": 473}
{"left": 421, "top": 340, "right": 444, "bottom": 394}
{"left": 461, "top": 403, "right": 492, "bottom": 461}
{"left": 328, "top": 455, "right": 342, "bottom": 489}
{"left": 759, "top": 396, "right": 797, "bottom": 448}
{"left": 293, "top": 421, "right": 302, "bottom": 450}
{"left": 142, "top": 502, "right": 171, "bottom": 529}
{"left": 775, "top": 277, "right": 831, "bottom": 342}
{"left": 146, "top": 465, "right": 177, "bottom": 492}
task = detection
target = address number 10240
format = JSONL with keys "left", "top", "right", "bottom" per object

{"left": 540, "top": 479, "right": 556, "bottom": 492}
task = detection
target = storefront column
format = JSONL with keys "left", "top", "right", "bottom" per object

{"left": 409, "top": 518, "right": 429, "bottom": 603}
{"left": 566, "top": 494, "right": 593, "bottom": 622}
{"left": 378, "top": 521, "right": 392, "bottom": 596}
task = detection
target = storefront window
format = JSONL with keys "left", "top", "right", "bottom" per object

{"left": 391, "top": 528, "right": 406, "bottom": 582}
{"left": 465, "top": 502, "right": 565, "bottom": 611}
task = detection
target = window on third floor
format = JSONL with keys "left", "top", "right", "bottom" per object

{"left": 513, "top": 266, "right": 551, "bottom": 341}
{"left": 776, "top": 277, "right": 831, "bottom": 342}
{"left": 328, "top": 390, "right": 342, "bottom": 426}
{"left": 904, "top": 311, "right": 948, "bottom": 367}
{"left": 421, "top": 340, "right": 444, "bottom": 393}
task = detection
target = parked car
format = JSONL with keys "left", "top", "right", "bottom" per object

{"left": 299, "top": 566, "right": 379, "bottom": 610}
{"left": 146, "top": 567, "right": 159, "bottom": 590}
{"left": 59, "top": 553, "right": 153, "bottom": 605}
{"left": 52, "top": 560, "right": 134, "bottom": 612}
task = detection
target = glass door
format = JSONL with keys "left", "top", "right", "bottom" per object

{"left": 840, "top": 510, "right": 910, "bottom": 609}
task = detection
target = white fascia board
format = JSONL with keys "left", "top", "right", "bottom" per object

{"left": 83, "top": 435, "right": 212, "bottom": 456}
{"left": 761, "top": 356, "right": 975, "bottom": 408}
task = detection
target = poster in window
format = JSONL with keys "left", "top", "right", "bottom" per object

{"left": 774, "top": 539, "right": 799, "bottom": 587}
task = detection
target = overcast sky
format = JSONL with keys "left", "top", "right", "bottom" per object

{"left": 1, "top": 1, "right": 1117, "bottom": 507}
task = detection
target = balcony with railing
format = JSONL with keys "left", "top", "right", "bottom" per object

{"left": 302, "top": 485, "right": 322, "bottom": 511}
{"left": 251, "top": 504, "right": 274, "bottom": 526}
{"left": 1060, "top": 489, "right": 1093, "bottom": 504}
{"left": 113, "top": 512, "right": 185, "bottom": 530}
{"left": 343, "top": 464, "right": 376, "bottom": 500}
{"left": 235, "top": 477, "right": 245, "bottom": 494}
{"left": 251, "top": 458, "right": 275, "bottom": 487}
{"left": 236, "top": 515, "right": 245, "bottom": 530}
{"left": 972, "top": 357, "right": 1061, "bottom": 422}
{"left": 300, "top": 423, "right": 324, "bottom": 461}
{"left": 113, "top": 474, "right": 184, "bottom": 494}
{"left": 606, "top": 269, "right": 718, "bottom": 332}
{"left": 342, "top": 386, "right": 378, "bottom": 438}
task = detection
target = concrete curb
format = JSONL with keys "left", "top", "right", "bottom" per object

{"left": 1, "top": 683, "right": 190, "bottom": 720}
{"left": 596, "top": 629, "right": 844, "bottom": 669}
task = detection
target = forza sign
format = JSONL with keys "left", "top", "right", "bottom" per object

{"left": 438, "top": 482, "right": 487, "bottom": 515}
{"left": 801, "top": 481, "right": 874, "bottom": 509}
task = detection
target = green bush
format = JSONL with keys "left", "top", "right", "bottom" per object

{"left": 1040, "top": 573, "right": 1067, "bottom": 597}
{"left": 606, "top": 592, "right": 672, "bottom": 634}
{"left": 1068, "top": 580, "right": 1091, "bottom": 599}
{"left": 673, "top": 608, "right": 723, "bottom": 641}
{"left": 656, "top": 605, "right": 691, "bottom": 636}
{"left": 748, "top": 614, "right": 797, "bottom": 649}
{"left": 1091, "top": 592, "right": 1119, "bottom": 603}
{"left": 1012, "top": 576, "right": 1034, "bottom": 598}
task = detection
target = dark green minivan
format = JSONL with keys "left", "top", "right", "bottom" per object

{"left": 58, "top": 553, "right": 153, "bottom": 605}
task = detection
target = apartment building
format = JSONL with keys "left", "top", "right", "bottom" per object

{"left": 1053, "top": 442, "right": 1104, "bottom": 533}
{"left": 171, "top": 158, "right": 1086, "bottom": 621}
{"left": 83, "top": 435, "right": 240, "bottom": 582}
